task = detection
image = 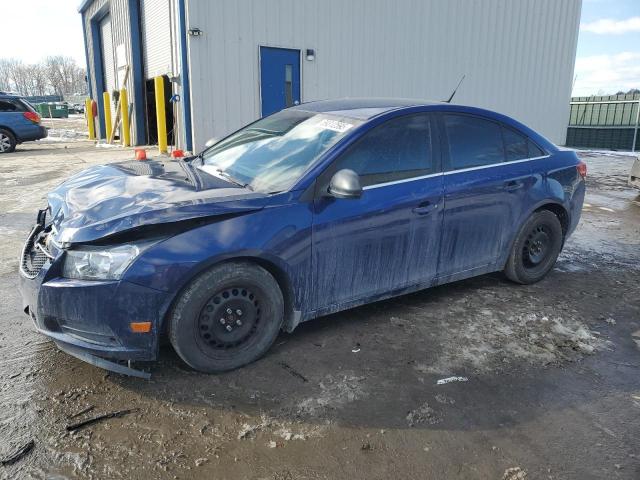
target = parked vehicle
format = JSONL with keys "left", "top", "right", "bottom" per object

{"left": 629, "top": 156, "right": 640, "bottom": 190}
{"left": 71, "top": 103, "right": 85, "bottom": 114}
{"left": 0, "top": 92, "right": 47, "bottom": 153}
{"left": 18, "top": 98, "right": 586, "bottom": 376}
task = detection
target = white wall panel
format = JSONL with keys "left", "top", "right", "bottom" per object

{"left": 99, "top": 15, "right": 116, "bottom": 95}
{"left": 141, "top": 0, "right": 173, "bottom": 78}
{"left": 186, "top": 0, "right": 582, "bottom": 151}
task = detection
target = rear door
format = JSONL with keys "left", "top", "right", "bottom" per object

{"left": 0, "top": 98, "right": 32, "bottom": 141}
{"left": 312, "top": 113, "right": 443, "bottom": 311}
{"left": 438, "top": 113, "right": 535, "bottom": 277}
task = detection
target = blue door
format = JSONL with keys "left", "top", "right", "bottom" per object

{"left": 437, "top": 113, "right": 536, "bottom": 278}
{"left": 260, "top": 47, "right": 301, "bottom": 117}
{"left": 311, "top": 114, "right": 443, "bottom": 313}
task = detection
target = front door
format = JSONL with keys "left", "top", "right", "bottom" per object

{"left": 260, "top": 47, "right": 301, "bottom": 117}
{"left": 312, "top": 113, "right": 443, "bottom": 312}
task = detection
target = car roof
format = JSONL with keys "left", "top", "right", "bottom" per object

{"left": 291, "top": 97, "right": 558, "bottom": 153}
{"left": 0, "top": 91, "right": 22, "bottom": 99}
{"left": 291, "top": 97, "right": 441, "bottom": 120}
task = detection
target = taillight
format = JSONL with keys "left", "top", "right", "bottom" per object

{"left": 577, "top": 161, "right": 587, "bottom": 178}
{"left": 23, "top": 111, "right": 41, "bottom": 124}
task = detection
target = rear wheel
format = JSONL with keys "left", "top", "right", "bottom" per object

{"left": 504, "top": 210, "right": 563, "bottom": 284}
{"left": 0, "top": 129, "right": 16, "bottom": 153}
{"left": 169, "top": 262, "right": 284, "bottom": 373}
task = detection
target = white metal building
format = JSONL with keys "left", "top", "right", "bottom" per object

{"left": 80, "top": 0, "right": 582, "bottom": 152}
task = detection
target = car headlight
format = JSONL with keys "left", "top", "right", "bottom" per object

{"left": 62, "top": 242, "right": 153, "bottom": 280}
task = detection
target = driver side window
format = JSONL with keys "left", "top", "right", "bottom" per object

{"left": 334, "top": 114, "right": 433, "bottom": 187}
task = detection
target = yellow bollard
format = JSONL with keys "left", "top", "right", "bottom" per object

{"left": 119, "top": 88, "right": 130, "bottom": 147}
{"left": 103, "top": 91, "right": 112, "bottom": 141}
{"left": 85, "top": 98, "right": 95, "bottom": 140}
{"left": 154, "top": 76, "right": 167, "bottom": 154}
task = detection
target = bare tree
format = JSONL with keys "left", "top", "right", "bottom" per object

{"left": 0, "top": 59, "right": 13, "bottom": 91}
{"left": 45, "top": 56, "right": 86, "bottom": 95}
{"left": 8, "top": 60, "right": 31, "bottom": 95}
{"left": 31, "top": 64, "right": 49, "bottom": 96}
{"left": 0, "top": 56, "right": 86, "bottom": 96}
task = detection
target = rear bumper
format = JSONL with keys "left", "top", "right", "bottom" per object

{"left": 18, "top": 264, "right": 166, "bottom": 368}
{"left": 18, "top": 125, "right": 48, "bottom": 142}
{"left": 566, "top": 178, "right": 586, "bottom": 239}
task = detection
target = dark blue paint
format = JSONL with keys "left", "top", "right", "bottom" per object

{"left": 77, "top": 0, "right": 93, "bottom": 14}
{"left": 89, "top": 10, "right": 107, "bottom": 139}
{"left": 177, "top": 0, "right": 193, "bottom": 151}
{"left": 260, "top": 47, "right": 301, "bottom": 117}
{"left": 18, "top": 99, "right": 585, "bottom": 369}
{"left": 127, "top": 0, "right": 147, "bottom": 146}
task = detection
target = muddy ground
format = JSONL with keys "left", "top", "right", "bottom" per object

{"left": 0, "top": 123, "right": 639, "bottom": 479}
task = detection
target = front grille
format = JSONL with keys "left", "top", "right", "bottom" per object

{"left": 20, "top": 227, "right": 52, "bottom": 279}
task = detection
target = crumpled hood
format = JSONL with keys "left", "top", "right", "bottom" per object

{"left": 48, "top": 159, "right": 267, "bottom": 244}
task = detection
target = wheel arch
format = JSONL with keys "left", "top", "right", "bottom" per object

{"left": 0, "top": 125, "right": 18, "bottom": 141}
{"left": 159, "top": 254, "right": 298, "bottom": 339}
{"left": 533, "top": 202, "right": 570, "bottom": 239}
{"left": 502, "top": 200, "right": 570, "bottom": 269}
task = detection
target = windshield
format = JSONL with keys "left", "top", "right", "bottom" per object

{"left": 197, "top": 110, "right": 360, "bottom": 193}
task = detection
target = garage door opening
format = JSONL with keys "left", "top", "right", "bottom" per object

{"left": 99, "top": 13, "right": 119, "bottom": 140}
{"left": 144, "top": 75, "right": 174, "bottom": 146}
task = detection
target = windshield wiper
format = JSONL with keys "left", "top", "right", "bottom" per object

{"left": 191, "top": 151, "right": 205, "bottom": 165}
{"left": 213, "top": 168, "right": 252, "bottom": 190}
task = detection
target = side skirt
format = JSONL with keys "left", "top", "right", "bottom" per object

{"left": 299, "top": 263, "right": 500, "bottom": 325}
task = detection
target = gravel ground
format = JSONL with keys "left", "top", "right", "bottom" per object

{"left": 0, "top": 130, "right": 639, "bottom": 479}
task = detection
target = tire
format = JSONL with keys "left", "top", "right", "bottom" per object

{"left": 0, "top": 129, "right": 16, "bottom": 153}
{"left": 504, "top": 210, "right": 564, "bottom": 284}
{"left": 169, "top": 261, "right": 284, "bottom": 373}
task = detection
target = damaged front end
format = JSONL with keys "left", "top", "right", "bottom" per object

{"left": 18, "top": 207, "right": 169, "bottom": 378}
{"left": 17, "top": 160, "right": 269, "bottom": 377}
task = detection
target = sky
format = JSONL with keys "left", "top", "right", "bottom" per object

{"left": 0, "top": 0, "right": 87, "bottom": 66}
{"left": 574, "top": 0, "right": 640, "bottom": 96}
{"left": 0, "top": 0, "right": 638, "bottom": 97}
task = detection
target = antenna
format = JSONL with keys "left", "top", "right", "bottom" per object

{"left": 444, "top": 74, "right": 466, "bottom": 103}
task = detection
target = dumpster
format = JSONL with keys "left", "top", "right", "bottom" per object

{"left": 36, "top": 102, "right": 69, "bottom": 119}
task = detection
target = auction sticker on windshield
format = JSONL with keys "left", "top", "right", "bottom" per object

{"left": 318, "top": 118, "right": 353, "bottom": 133}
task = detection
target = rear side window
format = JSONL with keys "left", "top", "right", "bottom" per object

{"left": 18, "top": 99, "right": 36, "bottom": 113}
{"left": 444, "top": 114, "right": 504, "bottom": 169}
{"left": 528, "top": 140, "right": 545, "bottom": 158}
{"left": 335, "top": 114, "right": 433, "bottom": 187}
{"left": 0, "top": 100, "right": 22, "bottom": 112}
{"left": 502, "top": 127, "right": 529, "bottom": 161}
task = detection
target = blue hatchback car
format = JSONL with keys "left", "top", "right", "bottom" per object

{"left": 18, "top": 99, "right": 585, "bottom": 376}
{"left": 0, "top": 92, "right": 47, "bottom": 152}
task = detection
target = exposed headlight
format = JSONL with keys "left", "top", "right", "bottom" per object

{"left": 62, "top": 242, "right": 153, "bottom": 280}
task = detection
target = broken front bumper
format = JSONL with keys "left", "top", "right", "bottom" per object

{"left": 18, "top": 256, "right": 166, "bottom": 376}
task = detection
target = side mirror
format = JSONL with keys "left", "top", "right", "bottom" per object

{"left": 204, "top": 137, "right": 219, "bottom": 148}
{"left": 328, "top": 169, "right": 362, "bottom": 199}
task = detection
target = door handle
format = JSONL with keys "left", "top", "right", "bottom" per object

{"left": 412, "top": 201, "right": 438, "bottom": 215}
{"left": 504, "top": 180, "right": 524, "bottom": 191}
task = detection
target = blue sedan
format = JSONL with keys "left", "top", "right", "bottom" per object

{"left": 18, "top": 98, "right": 586, "bottom": 376}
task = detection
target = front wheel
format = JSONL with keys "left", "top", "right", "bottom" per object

{"left": 169, "top": 262, "right": 284, "bottom": 373}
{"left": 504, "top": 210, "right": 563, "bottom": 284}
